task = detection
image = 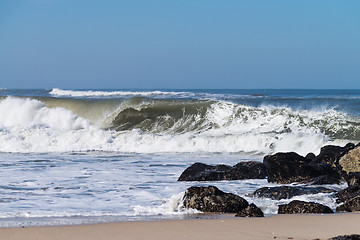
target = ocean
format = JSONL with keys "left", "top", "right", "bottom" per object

{"left": 0, "top": 88, "right": 359, "bottom": 227}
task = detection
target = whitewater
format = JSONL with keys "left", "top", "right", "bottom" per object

{"left": 0, "top": 88, "right": 359, "bottom": 227}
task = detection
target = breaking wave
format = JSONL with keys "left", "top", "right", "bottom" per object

{"left": 0, "top": 96, "right": 359, "bottom": 154}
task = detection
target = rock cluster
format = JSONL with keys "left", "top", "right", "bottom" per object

{"left": 179, "top": 143, "right": 360, "bottom": 185}
{"left": 335, "top": 149, "right": 360, "bottom": 213}
{"left": 263, "top": 151, "right": 339, "bottom": 184}
{"left": 179, "top": 143, "right": 360, "bottom": 217}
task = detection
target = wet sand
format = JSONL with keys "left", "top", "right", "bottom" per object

{"left": 1, "top": 213, "right": 360, "bottom": 240}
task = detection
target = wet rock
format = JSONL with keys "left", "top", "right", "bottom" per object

{"left": 309, "top": 161, "right": 340, "bottom": 177}
{"left": 335, "top": 186, "right": 360, "bottom": 203}
{"left": 233, "top": 161, "right": 268, "bottom": 179}
{"left": 329, "top": 234, "right": 360, "bottom": 240}
{"left": 305, "top": 152, "right": 316, "bottom": 161}
{"left": 253, "top": 186, "right": 335, "bottom": 200}
{"left": 178, "top": 161, "right": 267, "bottom": 181}
{"left": 339, "top": 146, "right": 360, "bottom": 174}
{"left": 312, "top": 143, "right": 360, "bottom": 183}
{"left": 278, "top": 200, "right": 333, "bottom": 214}
{"left": 336, "top": 196, "right": 360, "bottom": 212}
{"left": 263, "top": 152, "right": 332, "bottom": 184}
{"left": 235, "top": 203, "right": 264, "bottom": 217}
{"left": 315, "top": 143, "right": 355, "bottom": 168}
{"left": 301, "top": 175, "right": 341, "bottom": 185}
{"left": 335, "top": 184, "right": 360, "bottom": 212}
{"left": 178, "top": 163, "right": 231, "bottom": 181}
{"left": 182, "top": 186, "right": 249, "bottom": 213}
{"left": 346, "top": 172, "right": 360, "bottom": 187}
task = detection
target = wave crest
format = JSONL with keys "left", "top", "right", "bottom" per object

{"left": 109, "top": 99, "right": 360, "bottom": 141}
{"left": 0, "top": 97, "right": 359, "bottom": 154}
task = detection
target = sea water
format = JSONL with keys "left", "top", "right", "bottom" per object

{"left": 0, "top": 88, "right": 359, "bottom": 227}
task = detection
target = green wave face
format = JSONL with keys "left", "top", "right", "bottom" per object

{"left": 30, "top": 97, "right": 360, "bottom": 141}
{"left": 1, "top": 96, "right": 360, "bottom": 155}
{"left": 105, "top": 98, "right": 360, "bottom": 141}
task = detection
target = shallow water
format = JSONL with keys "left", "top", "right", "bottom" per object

{"left": 0, "top": 151, "right": 346, "bottom": 227}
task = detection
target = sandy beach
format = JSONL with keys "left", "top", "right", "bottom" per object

{"left": 0, "top": 213, "right": 359, "bottom": 240}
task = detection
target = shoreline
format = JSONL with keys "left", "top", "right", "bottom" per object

{"left": 1, "top": 213, "right": 360, "bottom": 240}
{"left": 0, "top": 212, "right": 236, "bottom": 228}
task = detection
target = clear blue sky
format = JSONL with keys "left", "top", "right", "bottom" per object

{"left": 0, "top": 0, "right": 359, "bottom": 89}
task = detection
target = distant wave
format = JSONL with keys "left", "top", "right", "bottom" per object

{"left": 49, "top": 88, "right": 194, "bottom": 98}
{"left": 48, "top": 88, "right": 267, "bottom": 101}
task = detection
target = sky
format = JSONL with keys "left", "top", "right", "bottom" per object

{"left": 0, "top": 0, "right": 359, "bottom": 89}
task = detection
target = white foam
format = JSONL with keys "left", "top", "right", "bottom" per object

{"left": 0, "top": 97, "right": 91, "bottom": 130}
{"left": 133, "top": 192, "right": 200, "bottom": 216}
{"left": 0, "top": 97, "right": 354, "bottom": 154}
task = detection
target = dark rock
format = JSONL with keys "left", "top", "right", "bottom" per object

{"left": 305, "top": 152, "right": 316, "bottom": 161}
{"left": 309, "top": 161, "right": 340, "bottom": 178}
{"left": 346, "top": 172, "right": 360, "bottom": 187}
{"left": 182, "top": 186, "right": 249, "bottom": 213}
{"left": 301, "top": 175, "right": 341, "bottom": 185}
{"left": 235, "top": 203, "right": 264, "bottom": 217}
{"left": 312, "top": 143, "right": 359, "bottom": 183}
{"left": 253, "top": 186, "right": 335, "bottom": 200}
{"left": 316, "top": 143, "right": 355, "bottom": 167}
{"left": 278, "top": 200, "right": 333, "bottom": 214}
{"left": 329, "top": 234, "right": 360, "bottom": 240}
{"left": 335, "top": 186, "right": 360, "bottom": 203}
{"left": 178, "top": 163, "right": 231, "bottom": 181}
{"left": 233, "top": 161, "right": 268, "bottom": 179}
{"left": 178, "top": 161, "right": 267, "bottom": 181}
{"left": 263, "top": 152, "right": 332, "bottom": 184}
{"left": 336, "top": 196, "right": 360, "bottom": 212}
